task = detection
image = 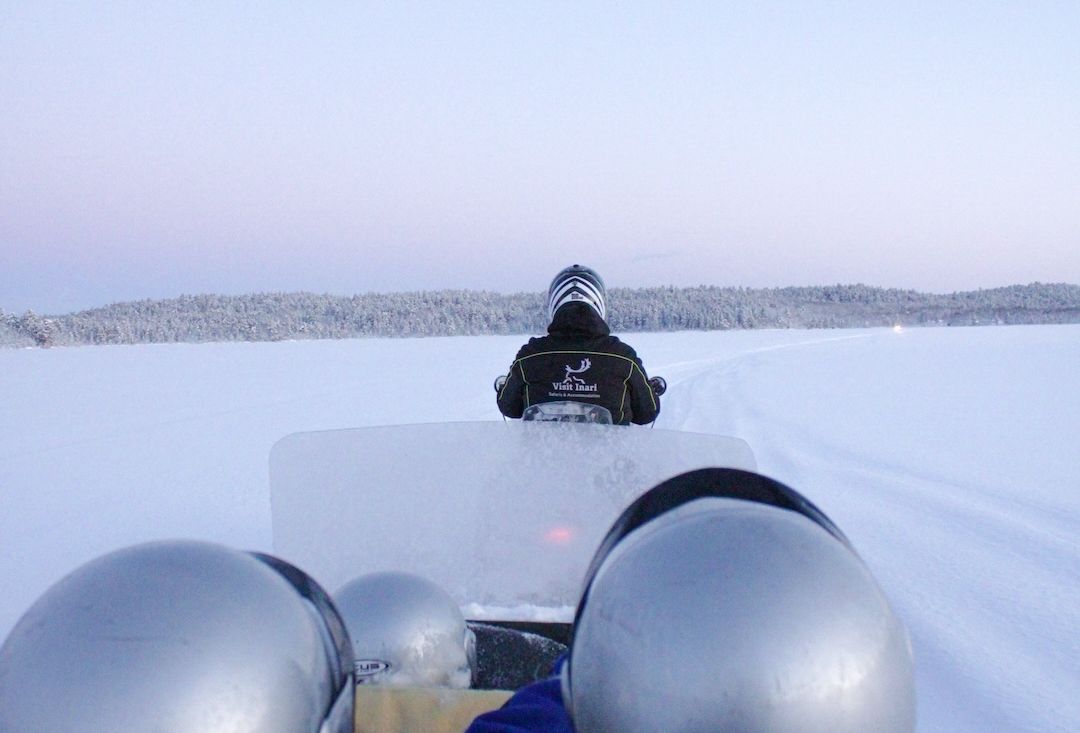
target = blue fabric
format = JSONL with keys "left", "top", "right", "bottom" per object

{"left": 464, "top": 677, "right": 573, "bottom": 733}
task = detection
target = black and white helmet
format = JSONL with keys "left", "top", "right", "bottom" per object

{"left": 0, "top": 541, "right": 354, "bottom": 733}
{"left": 548, "top": 265, "right": 606, "bottom": 322}
{"left": 563, "top": 468, "right": 916, "bottom": 733}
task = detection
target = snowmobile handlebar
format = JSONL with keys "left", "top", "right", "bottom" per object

{"left": 648, "top": 376, "right": 667, "bottom": 397}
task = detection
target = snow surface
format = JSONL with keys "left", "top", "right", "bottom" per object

{"left": 1, "top": 325, "right": 1077, "bottom": 732}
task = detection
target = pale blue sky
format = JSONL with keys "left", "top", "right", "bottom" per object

{"left": 3, "top": 1, "right": 1079, "bottom": 314}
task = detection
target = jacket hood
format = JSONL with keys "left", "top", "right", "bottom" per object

{"left": 548, "top": 302, "right": 611, "bottom": 337}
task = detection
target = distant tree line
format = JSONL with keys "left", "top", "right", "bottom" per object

{"left": 3, "top": 282, "right": 1079, "bottom": 348}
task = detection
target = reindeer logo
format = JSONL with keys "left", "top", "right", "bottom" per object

{"left": 552, "top": 357, "right": 599, "bottom": 393}
{"left": 564, "top": 358, "right": 592, "bottom": 384}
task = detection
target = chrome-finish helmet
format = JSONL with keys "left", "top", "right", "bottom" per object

{"left": 563, "top": 468, "right": 916, "bottom": 733}
{"left": 0, "top": 541, "right": 354, "bottom": 733}
{"left": 334, "top": 571, "right": 476, "bottom": 688}
{"left": 548, "top": 264, "right": 607, "bottom": 322}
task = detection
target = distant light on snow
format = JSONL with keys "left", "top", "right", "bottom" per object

{"left": 543, "top": 526, "right": 575, "bottom": 545}
{"left": 893, "top": 324, "right": 904, "bottom": 334}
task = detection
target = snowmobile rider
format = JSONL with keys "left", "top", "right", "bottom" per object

{"left": 495, "top": 265, "right": 662, "bottom": 425}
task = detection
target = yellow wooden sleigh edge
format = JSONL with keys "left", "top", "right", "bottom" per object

{"left": 355, "top": 686, "right": 513, "bottom": 733}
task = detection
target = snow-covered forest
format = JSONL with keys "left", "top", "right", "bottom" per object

{"left": 4, "top": 282, "right": 1079, "bottom": 347}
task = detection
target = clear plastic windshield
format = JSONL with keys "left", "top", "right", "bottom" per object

{"left": 521, "top": 401, "right": 613, "bottom": 424}
{"left": 270, "top": 422, "right": 756, "bottom": 618}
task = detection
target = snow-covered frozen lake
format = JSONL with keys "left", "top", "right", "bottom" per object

{"left": 1, "top": 325, "right": 1077, "bottom": 732}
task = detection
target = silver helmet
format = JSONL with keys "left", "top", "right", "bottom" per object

{"left": 334, "top": 571, "right": 476, "bottom": 688}
{"left": 0, "top": 541, "right": 354, "bottom": 733}
{"left": 564, "top": 468, "right": 916, "bottom": 733}
{"left": 548, "top": 264, "right": 607, "bottom": 322}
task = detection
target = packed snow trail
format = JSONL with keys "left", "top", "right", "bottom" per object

{"left": 640, "top": 326, "right": 1080, "bottom": 733}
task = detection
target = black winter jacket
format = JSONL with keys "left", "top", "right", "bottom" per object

{"left": 496, "top": 303, "right": 660, "bottom": 425}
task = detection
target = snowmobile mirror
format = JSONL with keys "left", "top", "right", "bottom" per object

{"left": 648, "top": 376, "right": 667, "bottom": 396}
{"left": 493, "top": 375, "right": 507, "bottom": 393}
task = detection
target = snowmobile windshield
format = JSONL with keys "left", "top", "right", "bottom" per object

{"left": 269, "top": 423, "right": 756, "bottom": 620}
{"left": 521, "top": 402, "right": 613, "bottom": 424}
